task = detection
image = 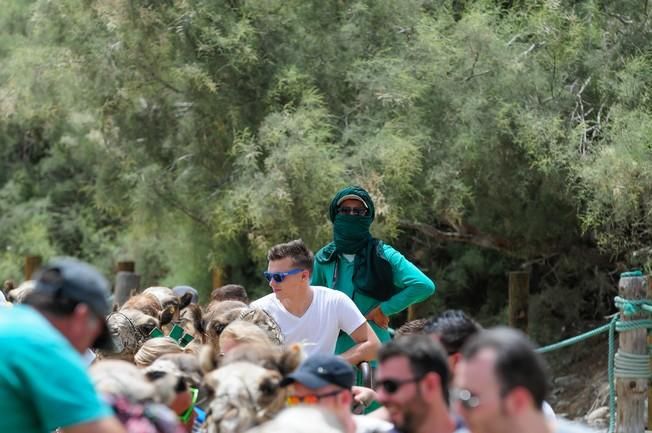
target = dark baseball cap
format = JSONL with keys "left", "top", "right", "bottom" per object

{"left": 281, "top": 353, "right": 354, "bottom": 389}
{"left": 31, "top": 257, "right": 119, "bottom": 352}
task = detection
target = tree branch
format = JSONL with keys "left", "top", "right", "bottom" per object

{"left": 399, "top": 220, "right": 521, "bottom": 257}
{"left": 149, "top": 181, "right": 212, "bottom": 230}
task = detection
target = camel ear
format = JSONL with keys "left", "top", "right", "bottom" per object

{"left": 194, "top": 314, "right": 206, "bottom": 337}
{"left": 199, "top": 344, "right": 219, "bottom": 373}
{"left": 278, "top": 344, "right": 304, "bottom": 376}
{"left": 159, "top": 305, "right": 175, "bottom": 326}
{"left": 179, "top": 292, "right": 193, "bottom": 310}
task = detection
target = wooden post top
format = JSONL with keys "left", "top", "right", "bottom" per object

{"left": 116, "top": 261, "right": 135, "bottom": 273}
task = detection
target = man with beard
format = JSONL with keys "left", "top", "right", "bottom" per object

{"left": 312, "top": 186, "right": 435, "bottom": 359}
{"left": 376, "top": 335, "right": 458, "bottom": 433}
{"left": 454, "top": 327, "right": 594, "bottom": 433}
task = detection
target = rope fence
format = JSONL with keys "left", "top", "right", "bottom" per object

{"left": 536, "top": 292, "right": 652, "bottom": 433}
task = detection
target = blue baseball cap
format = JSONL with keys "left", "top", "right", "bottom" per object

{"left": 281, "top": 353, "right": 354, "bottom": 389}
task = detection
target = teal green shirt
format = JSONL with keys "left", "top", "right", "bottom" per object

{"left": 0, "top": 306, "right": 112, "bottom": 433}
{"left": 311, "top": 243, "right": 435, "bottom": 354}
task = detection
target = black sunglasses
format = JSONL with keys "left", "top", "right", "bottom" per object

{"left": 337, "top": 206, "right": 368, "bottom": 216}
{"left": 376, "top": 376, "right": 424, "bottom": 394}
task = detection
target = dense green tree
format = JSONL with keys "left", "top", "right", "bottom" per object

{"left": 2, "top": 0, "right": 652, "bottom": 336}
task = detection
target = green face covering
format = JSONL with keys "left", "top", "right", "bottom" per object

{"left": 333, "top": 214, "right": 373, "bottom": 254}
{"left": 314, "top": 185, "right": 397, "bottom": 301}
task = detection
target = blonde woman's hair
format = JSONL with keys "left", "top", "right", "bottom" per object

{"left": 219, "top": 320, "right": 273, "bottom": 350}
{"left": 90, "top": 360, "right": 157, "bottom": 403}
{"left": 134, "top": 336, "right": 185, "bottom": 368}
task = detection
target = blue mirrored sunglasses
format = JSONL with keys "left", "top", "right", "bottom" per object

{"left": 263, "top": 268, "right": 303, "bottom": 283}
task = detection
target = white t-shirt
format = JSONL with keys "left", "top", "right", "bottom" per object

{"left": 250, "top": 285, "right": 366, "bottom": 356}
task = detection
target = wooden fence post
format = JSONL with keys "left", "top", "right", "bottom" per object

{"left": 212, "top": 267, "right": 224, "bottom": 290}
{"left": 24, "top": 255, "right": 42, "bottom": 280}
{"left": 114, "top": 261, "right": 140, "bottom": 308}
{"left": 117, "top": 261, "right": 135, "bottom": 273}
{"left": 616, "top": 274, "right": 648, "bottom": 433}
{"left": 508, "top": 271, "right": 529, "bottom": 333}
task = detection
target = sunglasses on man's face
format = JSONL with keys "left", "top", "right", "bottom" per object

{"left": 376, "top": 376, "right": 424, "bottom": 394}
{"left": 451, "top": 388, "right": 481, "bottom": 409}
{"left": 286, "top": 389, "right": 342, "bottom": 406}
{"left": 263, "top": 268, "right": 303, "bottom": 283}
{"left": 337, "top": 206, "right": 368, "bottom": 216}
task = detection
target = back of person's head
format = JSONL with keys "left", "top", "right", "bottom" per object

{"left": 395, "top": 318, "right": 429, "bottom": 337}
{"left": 378, "top": 334, "right": 450, "bottom": 403}
{"left": 134, "top": 336, "right": 185, "bottom": 368}
{"left": 461, "top": 326, "right": 549, "bottom": 409}
{"left": 23, "top": 258, "right": 110, "bottom": 317}
{"left": 267, "top": 239, "right": 314, "bottom": 270}
{"left": 219, "top": 320, "right": 273, "bottom": 352}
{"left": 210, "top": 284, "right": 249, "bottom": 303}
{"left": 426, "top": 309, "right": 482, "bottom": 354}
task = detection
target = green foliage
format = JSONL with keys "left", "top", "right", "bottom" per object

{"left": 2, "top": 0, "right": 652, "bottom": 321}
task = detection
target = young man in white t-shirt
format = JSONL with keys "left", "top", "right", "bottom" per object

{"left": 250, "top": 239, "right": 380, "bottom": 364}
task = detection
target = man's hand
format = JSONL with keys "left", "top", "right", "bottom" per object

{"left": 352, "top": 385, "right": 378, "bottom": 408}
{"left": 365, "top": 306, "right": 389, "bottom": 329}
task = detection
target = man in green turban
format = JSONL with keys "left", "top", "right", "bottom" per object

{"left": 312, "top": 186, "right": 436, "bottom": 358}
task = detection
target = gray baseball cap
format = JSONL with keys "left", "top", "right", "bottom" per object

{"left": 31, "top": 257, "right": 119, "bottom": 352}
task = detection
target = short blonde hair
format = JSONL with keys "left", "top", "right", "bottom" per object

{"left": 90, "top": 360, "right": 157, "bottom": 403}
{"left": 219, "top": 320, "right": 273, "bottom": 351}
{"left": 134, "top": 337, "right": 185, "bottom": 368}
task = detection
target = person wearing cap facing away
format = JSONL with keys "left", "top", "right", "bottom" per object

{"left": 312, "top": 186, "right": 436, "bottom": 360}
{"left": 282, "top": 353, "right": 393, "bottom": 433}
{"left": 0, "top": 257, "right": 126, "bottom": 433}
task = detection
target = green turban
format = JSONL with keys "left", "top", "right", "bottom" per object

{"left": 315, "top": 186, "right": 396, "bottom": 301}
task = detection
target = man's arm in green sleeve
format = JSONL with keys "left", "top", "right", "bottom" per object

{"left": 379, "top": 244, "right": 436, "bottom": 317}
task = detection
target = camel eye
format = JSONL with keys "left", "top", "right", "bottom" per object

{"left": 214, "top": 323, "right": 227, "bottom": 335}
{"left": 140, "top": 323, "right": 156, "bottom": 335}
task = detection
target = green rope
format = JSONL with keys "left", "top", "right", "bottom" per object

{"left": 535, "top": 296, "right": 652, "bottom": 433}
{"left": 614, "top": 297, "right": 652, "bottom": 316}
{"left": 614, "top": 351, "right": 650, "bottom": 378}
{"left": 537, "top": 322, "right": 611, "bottom": 353}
